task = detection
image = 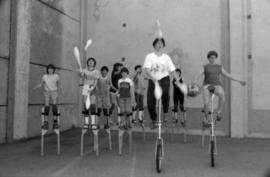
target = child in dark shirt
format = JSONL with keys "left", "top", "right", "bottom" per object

{"left": 172, "top": 68, "right": 186, "bottom": 124}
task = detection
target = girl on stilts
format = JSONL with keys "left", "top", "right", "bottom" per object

{"left": 33, "top": 64, "right": 60, "bottom": 129}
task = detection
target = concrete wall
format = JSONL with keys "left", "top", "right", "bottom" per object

{"left": 86, "top": 0, "right": 229, "bottom": 135}
{"left": 229, "top": 0, "right": 270, "bottom": 138}
{"left": 1, "top": 0, "right": 269, "bottom": 141}
{"left": 0, "top": 0, "right": 10, "bottom": 143}
{"left": 27, "top": 0, "right": 81, "bottom": 137}
{"left": 247, "top": 0, "right": 270, "bottom": 137}
{"left": 0, "top": 0, "right": 81, "bottom": 143}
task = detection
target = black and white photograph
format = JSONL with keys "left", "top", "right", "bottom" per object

{"left": 0, "top": 0, "right": 270, "bottom": 177}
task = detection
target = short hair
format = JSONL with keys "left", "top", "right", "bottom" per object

{"left": 113, "top": 62, "right": 123, "bottom": 71}
{"left": 86, "top": 57, "right": 96, "bottom": 67}
{"left": 175, "top": 68, "right": 182, "bottom": 74}
{"left": 46, "top": 64, "right": 56, "bottom": 74}
{"left": 152, "top": 38, "right": 166, "bottom": 48}
{"left": 134, "top": 65, "right": 142, "bottom": 71}
{"left": 207, "top": 51, "right": 218, "bottom": 58}
{"left": 101, "top": 66, "right": 109, "bottom": 72}
{"left": 120, "top": 67, "right": 129, "bottom": 74}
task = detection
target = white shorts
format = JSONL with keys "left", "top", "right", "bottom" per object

{"left": 44, "top": 90, "right": 58, "bottom": 102}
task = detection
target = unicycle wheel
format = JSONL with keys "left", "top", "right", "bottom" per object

{"left": 210, "top": 140, "right": 215, "bottom": 167}
{"left": 156, "top": 143, "right": 163, "bottom": 173}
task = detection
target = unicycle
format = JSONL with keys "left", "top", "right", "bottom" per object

{"left": 155, "top": 98, "right": 164, "bottom": 173}
{"left": 207, "top": 85, "right": 217, "bottom": 167}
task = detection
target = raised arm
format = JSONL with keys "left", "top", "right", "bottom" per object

{"left": 221, "top": 67, "right": 246, "bottom": 85}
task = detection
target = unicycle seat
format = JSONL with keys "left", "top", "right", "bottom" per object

{"left": 207, "top": 85, "right": 215, "bottom": 94}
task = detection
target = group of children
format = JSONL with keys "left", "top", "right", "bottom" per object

{"left": 34, "top": 58, "right": 171, "bottom": 130}
{"left": 33, "top": 37, "right": 246, "bottom": 131}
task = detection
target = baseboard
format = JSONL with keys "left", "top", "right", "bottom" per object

{"left": 246, "top": 132, "right": 270, "bottom": 139}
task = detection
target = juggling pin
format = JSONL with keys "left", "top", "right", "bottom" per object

{"left": 84, "top": 39, "right": 92, "bottom": 51}
{"left": 177, "top": 83, "right": 188, "bottom": 95}
{"left": 85, "top": 93, "right": 91, "bottom": 110}
{"left": 73, "top": 46, "right": 82, "bottom": 72}
{"left": 154, "top": 81, "right": 162, "bottom": 100}
{"left": 156, "top": 19, "right": 163, "bottom": 38}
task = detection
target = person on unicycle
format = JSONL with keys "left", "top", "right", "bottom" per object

{"left": 143, "top": 38, "right": 181, "bottom": 129}
{"left": 194, "top": 50, "right": 246, "bottom": 124}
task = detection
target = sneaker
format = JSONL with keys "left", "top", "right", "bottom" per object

{"left": 41, "top": 121, "right": 49, "bottom": 130}
{"left": 138, "top": 119, "right": 144, "bottom": 124}
{"left": 172, "top": 118, "right": 178, "bottom": 124}
{"left": 216, "top": 112, "right": 222, "bottom": 121}
{"left": 180, "top": 120, "right": 186, "bottom": 127}
{"left": 150, "top": 121, "right": 157, "bottom": 129}
{"left": 131, "top": 119, "right": 137, "bottom": 124}
{"left": 104, "top": 124, "right": 110, "bottom": 129}
{"left": 163, "top": 113, "right": 169, "bottom": 123}
{"left": 119, "top": 124, "right": 125, "bottom": 130}
{"left": 202, "top": 120, "right": 211, "bottom": 128}
{"left": 108, "top": 118, "right": 113, "bottom": 125}
{"left": 53, "top": 122, "right": 59, "bottom": 129}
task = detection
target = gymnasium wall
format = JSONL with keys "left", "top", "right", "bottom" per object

{"left": 86, "top": 0, "right": 228, "bottom": 135}
{"left": 27, "top": 0, "right": 81, "bottom": 137}
{"left": 247, "top": 0, "right": 270, "bottom": 137}
{"left": 0, "top": 0, "right": 10, "bottom": 143}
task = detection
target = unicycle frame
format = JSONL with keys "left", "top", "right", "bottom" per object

{"left": 155, "top": 99, "right": 164, "bottom": 173}
{"left": 208, "top": 86, "right": 217, "bottom": 167}
{"left": 210, "top": 93, "right": 215, "bottom": 141}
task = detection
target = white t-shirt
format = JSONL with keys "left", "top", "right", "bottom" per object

{"left": 143, "top": 52, "right": 176, "bottom": 80}
{"left": 42, "top": 74, "right": 59, "bottom": 91}
{"left": 82, "top": 69, "right": 100, "bottom": 86}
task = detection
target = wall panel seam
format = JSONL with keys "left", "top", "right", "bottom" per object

{"left": 37, "top": 0, "right": 80, "bottom": 22}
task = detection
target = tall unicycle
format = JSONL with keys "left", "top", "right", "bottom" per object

{"left": 210, "top": 139, "right": 215, "bottom": 167}
{"left": 208, "top": 85, "right": 217, "bottom": 168}
{"left": 154, "top": 81, "right": 163, "bottom": 173}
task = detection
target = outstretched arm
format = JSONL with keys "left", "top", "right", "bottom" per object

{"left": 221, "top": 67, "right": 246, "bottom": 85}
{"left": 33, "top": 80, "right": 44, "bottom": 90}
{"left": 193, "top": 71, "right": 204, "bottom": 85}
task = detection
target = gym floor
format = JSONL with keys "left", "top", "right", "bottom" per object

{"left": 0, "top": 127, "right": 270, "bottom": 177}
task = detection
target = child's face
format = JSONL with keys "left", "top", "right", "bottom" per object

{"left": 101, "top": 70, "right": 108, "bottom": 77}
{"left": 208, "top": 55, "right": 217, "bottom": 64}
{"left": 136, "top": 67, "right": 142, "bottom": 73}
{"left": 121, "top": 72, "right": 128, "bottom": 78}
{"left": 48, "top": 68, "right": 54, "bottom": 74}
{"left": 88, "top": 60, "right": 95, "bottom": 68}
{"left": 116, "top": 65, "right": 122, "bottom": 71}
{"left": 154, "top": 40, "right": 164, "bottom": 52}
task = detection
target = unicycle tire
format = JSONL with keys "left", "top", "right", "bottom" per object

{"left": 156, "top": 143, "right": 162, "bottom": 173}
{"left": 210, "top": 140, "right": 215, "bottom": 167}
